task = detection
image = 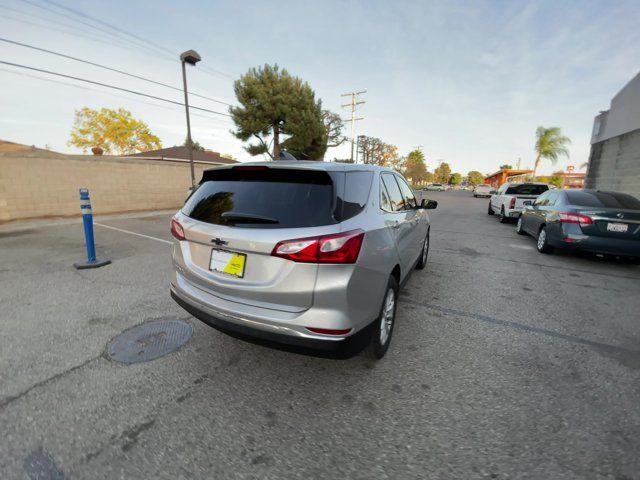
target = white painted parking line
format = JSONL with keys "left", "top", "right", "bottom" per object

{"left": 94, "top": 222, "right": 173, "bottom": 245}
{"left": 509, "top": 244, "right": 534, "bottom": 250}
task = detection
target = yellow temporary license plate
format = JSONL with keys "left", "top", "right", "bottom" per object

{"left": 209, "top": 249, "right": 246, "bottom": 278}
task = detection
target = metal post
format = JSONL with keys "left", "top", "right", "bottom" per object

{"left": 181, "top": 61, "right": 196, "bottom": 189}
{"left": 74, "top": 188, "right": 110, "bottom": 269}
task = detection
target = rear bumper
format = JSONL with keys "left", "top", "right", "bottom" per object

{"left": 170, "top": 276, "right": 373, "bottom": 355}
{"left": 171, "top": 288, "right": 360, "bottom": 352}
{"left": 550, "top": 232, "right": 640, "bottom": 256}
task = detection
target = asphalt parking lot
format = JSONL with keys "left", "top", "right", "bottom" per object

{"left": 1, "top": 190, "right": 640, "bottom": 480}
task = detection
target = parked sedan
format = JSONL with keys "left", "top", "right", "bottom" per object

{"left": 516, "top": 189, "right": 640, "bottom": 260}
{"left": 473, "top": 184, "right": 493, "bottom": 197}
{"left": 425, "top": 183, "right": 447, "bottom": 192}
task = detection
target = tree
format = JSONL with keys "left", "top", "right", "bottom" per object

{"left": 532, "top": 126, "right": 571, "bottom": 180}
{"left": 449, "top": 172, "right": 462, "bottom": 185}
{"left": 499, "top": 164, "right": 513, "bottom": 170}
{"left": 425, "top": 171, "right": 435, "bottom": 183}
{"left": 230, "top": 64, "right": 326, "bottom": 160}
{"left": 322, "top": 110, "right": 345, "bottom": 149}
{"left": 68, "top": 107, "right": 161, "bottom": 155}
{"left": 434, "top": 162, "right": 451, "bottom": 183}
{"left": 403, "top": 149, "right": 428, "bottom": 186}
{"left": 221, "top": 153, "right": 236, "bottom": 161}
{"left": 467, "top": 171, "right": 484, "bottom": 185}
{"left": 358, "top": 136, "right": 385, "bottom": 165}
{"left": 382, "top": 144, "right": 403, "bottom": 171}
{"left": 333, "top": 158, "right": 354, "bottom": 163}
{"left": 183, "top": 137, "right": 205, "bottom": 151}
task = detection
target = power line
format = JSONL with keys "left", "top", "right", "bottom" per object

{"left": 0, "top": 60, "right": 233, "bottom": 118}
{"left": 341, "top": 89, "right": 366, "bottom": 163}
{"left": 36, "top": 0, "right": 235, "bottom": 80}
{"left": 0, "top": 37, "right": 234, "bottom": 107}
{"left": 0, "top": 67, "right": 231, "bottom": 124}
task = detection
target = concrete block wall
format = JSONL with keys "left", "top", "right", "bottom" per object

{"left": 0, "top": 152, "right": 218, "bottom": 222}
{"left": 585, "top": 128, "right": 640, "bottom": 198}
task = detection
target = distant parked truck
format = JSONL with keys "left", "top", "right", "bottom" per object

{"left": 488, "top": 182, "right": 550, "bottom": 223}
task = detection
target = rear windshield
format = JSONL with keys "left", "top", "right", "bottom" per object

{"left": 565, "top": 190, "right": 640, "bottom": 209}
{"left": 476, "top": 185, "right": 490, "bottom": 189}
{"left": 505, "top": 184, "right": 549, "bottom": 195}
{"left": 182, "top": 167, "right": 373, "bottom": 228}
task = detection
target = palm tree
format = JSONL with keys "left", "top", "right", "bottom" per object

{"left": 532, "top": 126, "right": 571, "bottom": 180}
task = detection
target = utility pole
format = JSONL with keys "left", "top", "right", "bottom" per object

{"left": 341, "top": 89, "right": 366, "bottom": 163}
{"left": 517, "top": 157, "right": 522, "bottom": 170}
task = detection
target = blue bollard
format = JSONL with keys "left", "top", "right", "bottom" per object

{"left": 74, "top": 188, "right": 111, "bottom": 269}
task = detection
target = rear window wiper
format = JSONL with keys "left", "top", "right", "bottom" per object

{"left": 221, "top": 212, "right": 279, "bottom": 224}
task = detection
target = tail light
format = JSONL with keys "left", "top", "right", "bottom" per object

{"left": 170, "top": 218, "right": 186, "bottom": 240}
{"left": 272, "top": 230, "right": 365, "bottom": 264}
{"left": 559, "top": 213, "right": 593, "bottom": 225}
{"left": 509, "top": 197, "right": 516, "bottom": 209}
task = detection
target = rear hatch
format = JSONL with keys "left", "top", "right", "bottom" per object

{"left": 175, "top": 165, "right": 373, "bottom": 312}
{"left": 177, "top": 165, "right": 339, "bottom": 311}
{"left": 505, "top": 184, "right": 549, "bottom": 206}
{"left": 566, "top": 190, "right": 640, "bottom": 239}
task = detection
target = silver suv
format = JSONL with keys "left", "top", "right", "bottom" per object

{"left": 170, "top": 161, "right": 436, "bottom": 358}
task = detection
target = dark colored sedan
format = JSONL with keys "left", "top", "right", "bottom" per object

{"left": 516, "top": 189, "right": 640, "bottom": 260}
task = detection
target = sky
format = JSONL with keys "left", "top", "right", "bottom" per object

{"left": 1, "top": 0, "right": 639, "bottom": 175}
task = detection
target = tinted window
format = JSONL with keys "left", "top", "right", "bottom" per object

{"left": 381, "top": 174, "right": 405, "bottom": 211}
{"left": 340, "top": 171, "right": 373, "bottom": 220}
{"left": 565, "top": 190, "right": 640, "bottom": 209}
{"left": 183, "top": 168, "right": 336, "bottom": 228}
{"left": 396, "top": 176, "right": 417, "bottom": 208}
{"left": 505, "top": 184, "right": 549, "bottom": 195}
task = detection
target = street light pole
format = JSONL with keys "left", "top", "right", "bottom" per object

{"left": 180, "top": 49, "right": 201, "bottom": 189}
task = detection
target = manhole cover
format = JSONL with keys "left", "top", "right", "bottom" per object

{"left": 106, "top": 320, "right": 192, "bottom": 364}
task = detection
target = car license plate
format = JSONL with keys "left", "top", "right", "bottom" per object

{"left": 606, "top": 222, "right": 628, "bottom": 233}
{"left": 210, "top": 249, "right": 246, "bottom": 278}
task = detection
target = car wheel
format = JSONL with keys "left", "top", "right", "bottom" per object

{"left": 367, "top": 275, "right": 398, "bottom": 359}
{"left": 499, "top": 206, "right": 509, "bottom": 223}
{"left": 487, "top": 202, "right": 494, "bottom": 215}
{"left": 416, "top": 229, "right": 430, "bottom": 270}
{"left": 536, "top": 226, "right": 553, "bottom": 254}
{"left": 516, "top": 216, "right": 526, "bottom": 235}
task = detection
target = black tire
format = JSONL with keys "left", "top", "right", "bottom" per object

{"left": 487, "top": 202, "right": 494, "bottom": 215}
{"left": 367, "top": 275, "right": 399, "bottom": 359}
{"left": 536, "top": 226, "right": 554, "bottom": 254}
{"left": 415, "top": 230, "right": 430, "bottom": 270}
{"left": 499, "top": 206, "right": 509, "bottom": 223}
{"left": 516, "top": 216, "right": 526, "bottom": 235}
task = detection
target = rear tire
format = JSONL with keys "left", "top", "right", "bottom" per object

{"left": 367, "top": 276, "right": 398, "bottom": 359}
{"left": 487, "top": 202, "right": 494, "bottom": 215}
{"left": 499, "top": 206, "right": 509, "bottom": 223}
{"left": 536, "top": 226, "right": 554, "bottom": 254}
{"left": 416, "top": 229, "right": 430, "bottom": 270}
{"left": 516, "top": 216, "right": 526, "bottom": 235}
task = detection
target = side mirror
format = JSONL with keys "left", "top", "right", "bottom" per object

{"left": 421, "top": 199, "right": 438, "bottom": 209}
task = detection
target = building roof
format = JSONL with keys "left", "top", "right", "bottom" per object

{"left": 0, "top": 139, "right": 61, "bottom": 154}
{"left": 127, "top": 146, "right": 237, "bottom": 164}
{"left": 484, "top": 168, "right": 533, "bottom": 179}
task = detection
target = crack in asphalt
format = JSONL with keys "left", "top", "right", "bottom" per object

{"left": 0, "top": 355, "right": 102, "bottom": 410}
{"left": 400, "top": 298, "right": 640, "bottom": 369}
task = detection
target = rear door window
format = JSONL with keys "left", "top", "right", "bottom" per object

{"left": 566, "top": 191, "right": 640, "bottom": 209}
{"left": 505, "top": 184, "right": 549, "bottom": 195}
{"left": 381, "top": 174, "right": 405, "bottom": 211}
{"left": 395, "top": 176, "right": 417, "bottom": 208}
{"left": 183, "top": 167, "right": 337, "bottom": 228}
{"left": 339, "top": 171, "right": 373, "bottom": 220}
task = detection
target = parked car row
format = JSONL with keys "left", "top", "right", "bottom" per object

{"left": 487, "top": 183, "right": 640, "bottom": 261}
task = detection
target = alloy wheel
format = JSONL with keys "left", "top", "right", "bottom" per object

{"left": 537, "top": 229, "right": 546, "bottom": 250}
{"left": 380, "top": 288, "right": 395, "bottom": 345}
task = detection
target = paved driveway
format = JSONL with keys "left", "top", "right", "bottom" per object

{"left": 1, "top": 192, "right": 639, "bottom": 479}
